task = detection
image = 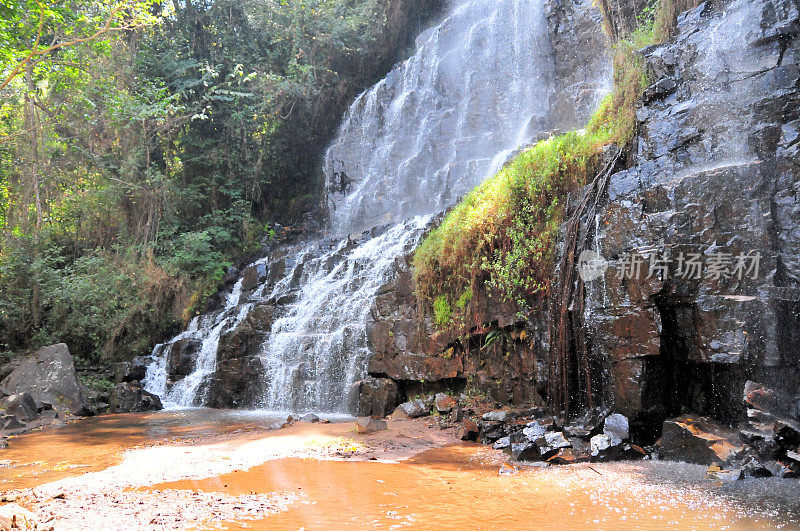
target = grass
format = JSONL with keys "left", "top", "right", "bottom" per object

{"left": 413, "top": 22, "right": 659, "bottom": 330}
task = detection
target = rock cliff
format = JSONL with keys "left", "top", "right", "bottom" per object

{"left": 360, "top": 0, "right": 800, "bottom": 440}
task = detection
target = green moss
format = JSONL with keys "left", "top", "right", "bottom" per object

{"left": 433, "top": 295, "right": 452, "bottom": 328}
{"left": 414, "top": 23, "right": 656, "bottom": 328}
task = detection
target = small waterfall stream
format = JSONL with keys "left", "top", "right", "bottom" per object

{"left": 145, "top": 0, "right": 558, "bottom": 413}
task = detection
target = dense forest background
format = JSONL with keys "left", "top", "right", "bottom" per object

{"left": 0, "top": 0, "right": 440, "bottom": 366}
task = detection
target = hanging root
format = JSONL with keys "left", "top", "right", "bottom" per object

{"left": 548, "top": 148, "right": 623, "bottom": 416}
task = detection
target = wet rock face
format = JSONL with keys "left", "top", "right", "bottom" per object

{"left": 546, "top": 0, "right": 612, "bottom": 130}
{"left": 109, "top": 382, "right": 163, "bottom": 413}
{"left": 359, "top": 0, "right": 611, "bottom": 410}
{"left": 365, "top": 247, "right": 545, "bottom": 405}
{"left": 580, "top": 0, "right": 800, "bottom": 425}
{"left": 206, "top": 304, "right": 277, "bottom": 409}
{"left": 356, "top": 377, "right": 400, "bottom": 418}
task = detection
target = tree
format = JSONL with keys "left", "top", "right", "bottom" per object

{"left": 0, "top": 0, "right": 162, "bottom": 93}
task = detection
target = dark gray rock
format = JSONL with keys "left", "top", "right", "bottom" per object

{"left": 507, "top": 441, "right": 543, "bottom": 462}
{"left": 0, "top": 414, "right": 24, "bottom": 430}
{"left": 523, "top": 421, "right": 548, "bottom": 442}
{"left": 660, "top": 416, "right": 743, "bottom": 465}
{"left": 357, "top": 377, "right": 400, "bottom": 418}
{"left": 482, "top": 411, "right": 511, "bottom": 422}
{"left": 166, "top": 338, "right": 202, "bottom": 378}
{"left": 114, "top": 357, "right": 150, "bottom": 384}
{"left": 301, "top": 413, "right": 320, "bottom": 423}
{"left": 744, "top": 381, "right": 800, "bottom": 420}
{"left": 109, "top": 382, "right": 163, "bottom": 413}
{"left": 0, "top": 344, "right": 93, "bottom": 416}
{"left": 1, "top": 393, "right": 38, "bottom": 422}
{"left": 590, "top": 434, "right": 618, "bottom": 458}
{"left": 492, "top": 436, "right": 512, "bottom": 450}
{"left": 536, "top": 431, "right": 572, "bottom": 457}
{"left": 356, "top": 417, "right": 387, "bottom": 433}
{"left": 397, "top": 399, "right": 429, "bottom": 418}
{"left": 568, "top": 0, "right": 800, "bottom": 423}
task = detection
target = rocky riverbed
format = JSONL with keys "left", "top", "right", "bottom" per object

{"left": 1, "top": 411, "right": 800, "bottom": 529}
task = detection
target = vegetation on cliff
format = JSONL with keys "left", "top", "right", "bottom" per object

{"left": 0, "top": 0, "right": 439, "bottom": 364}
{"left": 412, "top": 2, "right": 688, "bottom": 330}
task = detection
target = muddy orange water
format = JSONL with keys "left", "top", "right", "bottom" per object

{"left": 155, "top": 445, "right": 800, "bottom": 530}
{"left": 0, "top": 409, "right": 285, "bottom": 489}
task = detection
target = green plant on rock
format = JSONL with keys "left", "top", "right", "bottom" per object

{"left": 414, "top": 20, "right": 654, "bottom": 330}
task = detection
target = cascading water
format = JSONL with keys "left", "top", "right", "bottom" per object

{"left": 146, "top": 0, "right": 558, "bottom": 413}
{"left": 325, "top": 0, "right": 554, "bottom": 236}
{"left": 145, "top": 278, "right": 250, "bottom": 407}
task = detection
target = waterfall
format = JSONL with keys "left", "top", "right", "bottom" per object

{"left": 145, "top": 0, "right": 556, "bottom": 413}
{"left": 325, "top": 0, "right": 554, "bottom": 236}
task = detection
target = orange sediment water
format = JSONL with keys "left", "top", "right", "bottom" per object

{"left": 0, "top": 410, "right": 282, "bottom": 490}
{"left": 154, "top": 445, "right": 800, "bottom": 530}
{"left": 3, "top": 412, "right": 800, "bottom": 529}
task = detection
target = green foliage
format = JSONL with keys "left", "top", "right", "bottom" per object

{"left": 78, "top": 373, "right": 115, "bottom": 393}
{"left": 0, "top": 0, "right": 413, "bottom": 361}
{"left": 414, "top": 26, "right": 652, "bottom": 329}
{"left": 433, "top": 295, "right": 452, "bottom": 328}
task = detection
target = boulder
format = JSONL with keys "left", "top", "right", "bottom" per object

{"left": 301, "top": 413, "right": 320, "bottom": 423}
{"left": 118, "top": 356, "right": 149, "bottom": 383}
{"left": 0, "top": 414, "right": 24, "bottom": 430}
{"left": 523, "top": 421, "right": 548, "bottom": 442}
{"left": 547, "top": 448, "right": 590, "bottom": 465}
{"left": 590, "top": 434, "right": 619, "bottom": 459}
{"left": 0, "top": 344, "right": 93, "bottom": 416}
{"left": 434, "top": 393, "right": 457, "bottom": 414}
{"left": 492, "top": 436, "right": 512, "bottom": 450}
{"left": 744, "top": 381, "right": 800, "bottom": 420}
{"left": 0, "top": 393, "right": 38, "bottom": 422}
{"left": 536, "top": 432, "right": 571, "bottom": 456}
{"left": 397, "top": 399, "right": 429, "bottom": 418}
{"left": 506, "top": 441, "right": 542, "bottom": 461}
{"left": 356, "top": 377, "right": 400, "bottom": 418}
{"left": 482, "top": 410, "right": 510, "bottom": 422}
{"left": 564, "top": 407, "right": 610, "bottom": 439}
{"left": 356, "top": 416, "right": 387, "bottom": 434}
{"left": 660, "top": 416, "right": 743, "bottom": 465}
{"left": 479, "top": 421, "right": 507, "bottom": 444}
{"left": 603, "top": 413, "right": 629, "bottom": 441}
{"left": 458, "top": 418, "right": 479, "bottom": 441}
{"left": 108, "top": 382, "right": 163, "bottom": 413}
